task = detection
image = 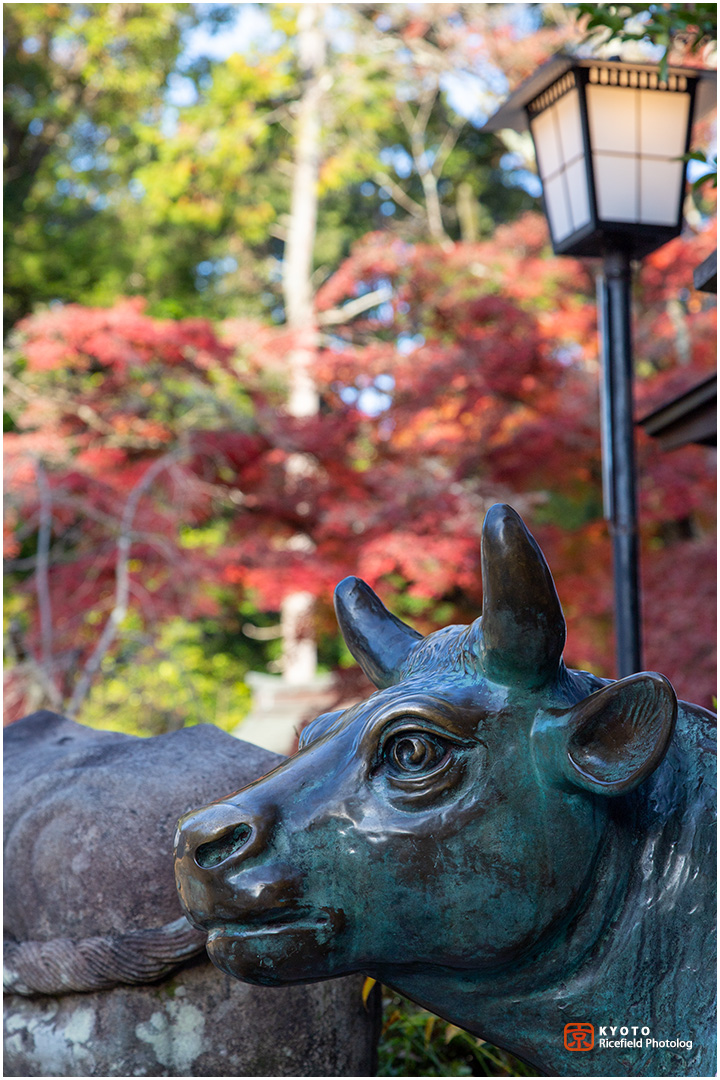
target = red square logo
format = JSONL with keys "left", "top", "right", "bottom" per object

{"left": 564, "top": 1023, "right": 594, "bottom": 1051}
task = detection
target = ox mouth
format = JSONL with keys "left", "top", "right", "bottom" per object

{"left": 204, "top": 908, "right": 347, "bottom": 986}
{"left": 205, "top": 906, "right": 343, "bottom": 939}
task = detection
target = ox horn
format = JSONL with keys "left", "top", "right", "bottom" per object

{"left": 334, "top": 577, "right": 423, "bottom": 689}
{"left": 479, "top": 504, "right": 565, "bottom": 687}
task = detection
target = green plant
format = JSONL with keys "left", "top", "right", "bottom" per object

{"left": 574, "top": 3, "right": 717, "bottom": 79}
{"left": 684, "top": 150, "right": 718, "bottom": 189}
{"left": 377, "top": 989, "right": 536, "bottom": 1077}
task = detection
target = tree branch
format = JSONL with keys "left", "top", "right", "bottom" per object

{"left": 242, "top": 622, "right": 284, "bottom": 640}
{"left": 317, "top": 286, "right": 393, "bottom": 326}
{"left": 33, "top": 459, "right": 62, "bottom": 709}
{"left": 372, "top": 169, "right": 425, "bottom": 217}
{"left": 66, "top": 452, "right": 179, "bottom": 717}
{"left": 414, "top": 87, "right": 437, "bottom": 141}
{"left": 34, "top": 461, "right": 53, "bottom": 670}
{"left": 397, "top": 98, "right": 418, "bottom": 141}
{"left": 432, "top": 114, "right": 466, "bottom": 177}
{"left": 398, "top": 89, "right": 451, "bottom": 246}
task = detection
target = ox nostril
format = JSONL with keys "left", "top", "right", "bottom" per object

{"left": 195, "top": 823, "right": 253, "bottom": 869}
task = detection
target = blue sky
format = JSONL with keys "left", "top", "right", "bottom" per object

{"left": 184, "top": 4, "right": 277, "bottom": 63}
{"left": 171, "top": 6, "right": 710, "bottom": 194}
{"left": 178, "top": 3, "right": 513, "bottom": 126}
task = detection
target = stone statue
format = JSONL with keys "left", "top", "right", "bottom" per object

{"left": 175, "top": 504, "right": 716, "bottom": 1077}
{"left": 4, "top": 712, "right": 378, "bottom": 1077}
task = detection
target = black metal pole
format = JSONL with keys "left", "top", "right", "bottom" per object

{"left": 597, "top": 249, "right": 642, "bottom": 677}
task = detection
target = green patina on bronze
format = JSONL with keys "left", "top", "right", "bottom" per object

{"left": 174, "top": 504, "right": 716, "bottom": 1077}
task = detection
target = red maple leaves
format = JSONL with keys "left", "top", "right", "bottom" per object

{"left": 4, "top": 217, "right": 716, "bottom": 716}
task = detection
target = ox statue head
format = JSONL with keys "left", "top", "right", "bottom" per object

{"left": 174, "top": 505, "right": 677, "bottom": 993}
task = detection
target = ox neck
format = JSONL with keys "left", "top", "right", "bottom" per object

{"left": 379, "top": 767, "right": 711, "bottom": 1077}
{"left": 381, "top": 829, "right": 628, "bottom": 1075}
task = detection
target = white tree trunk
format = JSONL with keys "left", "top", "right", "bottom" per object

{"left": 280, "top": 3, "right": 325, "bottom": 684}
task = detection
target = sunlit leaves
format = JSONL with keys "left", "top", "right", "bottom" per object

{"left": 574, "top": 3, "right": 717, "bottom": 79}
{"left": 4, "top": 5, "right": 716, "bottom": 723}
{"left": 3, "top": 3, "right": 211, "bottom": 326}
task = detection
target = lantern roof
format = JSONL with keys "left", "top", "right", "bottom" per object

{"left": 482, "top": 53, "right": 717, "bottom": 134}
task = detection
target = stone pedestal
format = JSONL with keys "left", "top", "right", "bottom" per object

{"left": 4, "top": 713, "right": 380, "bottom": 1078}
{"left": 233, "top": 672, "right": 339, "bottom": 754}
{"left": 4, "top": 958, "right": 379, "bottom": 1077}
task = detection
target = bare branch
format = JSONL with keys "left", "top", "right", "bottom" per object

{"left": 432, "top": 114, "right": 466, "bottom": 177}
{"left": 242, "top": 622, "right": 284, "bottom": 640}
{"left": 372, "top": 170, "right": 425, "bottom": 217}
{"left": 262, "top": 103, "right": 293, "bottom": 128}
{"left": 397, "top": 98, "right": 418, "bottom": 140}
{"left": 3, "top": 371, "right": 39, "bottom": 404}
{"left": 268, "top": 223, "right": 289, "bottom": 242}
{"left": 66, "top": 452, "right": 179, "bottom": 717}
{"left": 318, "top": 286, "right": 393, "bottom": 326}
{"left": 5, "top": 372, "right": 248, "bottom": 449}
{"left": 397, "top": 88, "right": 451, "bottom": 246}
{"left": 414, "top": 86, "right": 438, "bottom": 141}
{"left": 34, "top": 461, "right": 53, "bottom": 670}
{"left": 417, "top": 163, "right": 451, "bottom": 246}
{"left": 127, "top": 577, "right": 160, "bottom": 626}
{"left": 33, "top": 460, "right": 62, "bottom": 709}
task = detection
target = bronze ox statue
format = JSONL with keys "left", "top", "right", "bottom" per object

{"left": 175, "top": 504, "right": 716, "bottom": 1077}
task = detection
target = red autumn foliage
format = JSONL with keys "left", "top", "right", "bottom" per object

{"left": 4, "top": 217, "right": 716, "bottom": 718}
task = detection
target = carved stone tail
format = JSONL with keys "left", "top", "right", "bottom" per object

{"left": 3, "top": 916, "right": 206, "bottom": 996}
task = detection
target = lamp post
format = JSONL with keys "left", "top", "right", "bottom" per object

{"left": 483, "top": 56, "right": 716, "bottom": 677}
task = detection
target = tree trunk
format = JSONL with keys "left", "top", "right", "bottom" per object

{"left": 280, "top": 4, "right": 326, "bottom": 685}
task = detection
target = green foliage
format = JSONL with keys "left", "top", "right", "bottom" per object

{"left": 573, "top": 0, "right": 717, "bottom": 189}
{"left": 4, "top": 4, "right": 545, "bottom": 331}
{"left": 574, "top": 3, "right": 717, "bottom": 78}
{"left": 378, "top": 990, "right": 535, "bottom": 1076}
{"left": 4, "top": 3, "right": 183, "bottom": 326}
{"left": 3, "top": 2, "right": 239, "bottom": 328}
{"left": 79, "top": 615, "right": 253, "bottom": 736}
{"left": 684, "top": 150, "right": 718, "bottom": 189}
{"left": 533, "top": 488, "right": 604, "bottom": 532}
{"left": 4, "top": 5, "right": 716, "bottom": 724}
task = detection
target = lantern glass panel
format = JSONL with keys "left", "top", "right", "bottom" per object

{"left": 531, "top": 106, "right": 562, "bottom": 176}
{"left": 543, "top": 172, "right": 573, "bottom": 240}
{"left": 594, "top": 153, "right": 637, "bottom": 222}
{"left": 640, "top": 158, "right": 685, "bottom": 223}
{"left": 587, "top": 85, "right": 637, "bottom": 152}
{"left": 556, "top": 90, "right": 584, "bottom": 159}
{"left": 566, "top": 158, "right": 591, "bottom": 227}
{"left": 639, "top": 90, "right": 689, "bottom": 156}
{"left": 586, "top": 78, "right": 692, "bottom": 228}
{"left": 530, "top": 86, "right": 591, "bottom": 244}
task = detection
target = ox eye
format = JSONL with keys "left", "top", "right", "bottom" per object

{"left": 386, "top": 732, "right": 448, "bottom": 775}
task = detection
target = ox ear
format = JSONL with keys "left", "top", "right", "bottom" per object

{"left": 560, "top": 673, "right": 677, "bottom": 796}
{"left": 480, "top": 504, "right": 566, "bottom": 687}
{"left": 298, "top": 710, "right": 345, "bottom": 750}
{"left": 334, "top": 577, "right": 423, "bottom": 689}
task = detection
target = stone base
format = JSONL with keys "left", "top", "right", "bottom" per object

{"left": 232, "top": 672, "right": 339, "bottom": 755}
{"left": 4, "top": 957, "right": 379, "bottom": 1077}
